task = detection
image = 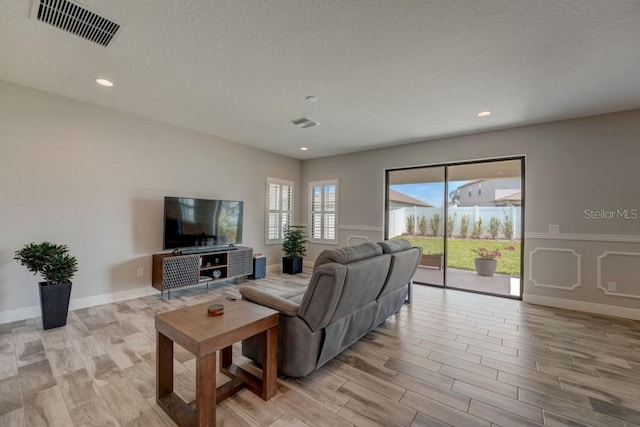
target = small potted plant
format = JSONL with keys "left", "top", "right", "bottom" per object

{"left": 14, "top": 242, "right": 78, "bottom": 330}
{"left": 471, "top": 247, "right": 501, "bottom": 277}
{"left": 282, "top": 225, "right": 307, "bottom": 274}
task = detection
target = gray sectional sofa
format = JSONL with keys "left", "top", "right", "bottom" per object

{"left": 238, "top": 239, "right": 421, "bottom": 377}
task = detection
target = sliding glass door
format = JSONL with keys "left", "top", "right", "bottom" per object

{"left": 387, "top": 167, "right": 446, "bottom": 287}
{"left": 385, "top": 157, "right": 524, "bottom": 299}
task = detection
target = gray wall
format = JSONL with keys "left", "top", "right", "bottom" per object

{"left": 0, "top": 81, "right": 301, "bottom": 322}
{"left": 302, "top": 109, "right": 640, "bottom": 319}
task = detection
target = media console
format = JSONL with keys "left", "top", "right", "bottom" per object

{"left": 179, "top": 244, "right": 238, "bottom": 255}
{"left": 152, "top": 246, "right": 253, "bottom": 298}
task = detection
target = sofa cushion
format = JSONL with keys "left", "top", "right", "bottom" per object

{"left": 378, "top": 239, "right": 412, "bottom": 254}
{"left": 313, "top": 242, "right": 382, "bottom": 269}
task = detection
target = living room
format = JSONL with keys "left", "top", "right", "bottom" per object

{"left": 1, "top": 1, "right": 640, "bottom": 426}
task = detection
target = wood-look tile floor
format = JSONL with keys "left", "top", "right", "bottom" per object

{"left": 2, "top": 273, "right": 640, "bottom": 426}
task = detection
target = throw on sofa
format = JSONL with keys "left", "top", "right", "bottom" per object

{"left": 238, "top": 239, "right": 421, "bottom": 377}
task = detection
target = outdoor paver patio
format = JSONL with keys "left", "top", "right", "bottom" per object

{"left": 413, "top": 266, "right": 521, "bottom": 297}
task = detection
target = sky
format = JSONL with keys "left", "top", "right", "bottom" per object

{"left": 391, "top": 181, "right": 468, "bottom": 207}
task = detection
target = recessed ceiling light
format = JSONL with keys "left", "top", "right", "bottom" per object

{"left": 477, "top": 111, "right": 491, "bottom": 117}
{"left": 305, "top": 96, "right": 318, "bottom": 103}
{"left": 96, "top": 78, "right": 114, "bottom": 87}
{"left": 300, "top": 147, "right": 309, "bottom": 151}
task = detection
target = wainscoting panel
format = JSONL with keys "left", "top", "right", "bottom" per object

{"left": 346, "top": 235, "right": 371, "bottom": 246}
{"left": 597, "top": 251, "right": 640, "bottom": 298}
{"left": 528, "top": 247, "right": 582, "bottom": 290}
{"left": 338, "top": 225, "right": 382, "bottom": 248}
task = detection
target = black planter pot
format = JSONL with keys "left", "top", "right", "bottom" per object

{"left": 39, "top": 281, "right": 72, "bottom": 330}
{"left": 282, "top": 257, "right": 303, "bottom": 274}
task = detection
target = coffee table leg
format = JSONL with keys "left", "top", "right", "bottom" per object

{"left": 220, "top": 345, "right": 232, "bottom": 369}
{"left": 156, "top": 331, "right": 173, "bottom": 399}
{"left": 196, "top": 353, "right": 216, "bottom": 426}
{"left": 262, "top": 325, "right": 278, "bottom": 400}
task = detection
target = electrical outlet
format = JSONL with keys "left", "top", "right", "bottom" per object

{"left": 607, "top": 282, "right": 616, "bottom": 292}
{"left": 137, "top": 267, "right": 144, "bottom": 277}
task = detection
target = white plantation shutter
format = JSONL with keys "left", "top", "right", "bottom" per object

{"left": 266, "top": 178, "right": 293, "bottom": 243}
{"left": 309, "top": 180, "right": 338, "bottom": 243}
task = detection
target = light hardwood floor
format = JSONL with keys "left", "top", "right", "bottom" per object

{"left": 1, "top": 272, "right": 640, "bottom": 426}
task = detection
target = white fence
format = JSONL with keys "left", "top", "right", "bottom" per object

{"left": 389, "top": 206, "right": 521, "bottom": 239}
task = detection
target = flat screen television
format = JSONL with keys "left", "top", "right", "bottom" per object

{"left": 163, "top": 197, "right": 243, "bottom": 250}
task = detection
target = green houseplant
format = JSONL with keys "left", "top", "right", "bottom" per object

{"left": 14, "top": 242, "right": 78, "bottom": 330}
{"left": 282, "top": 225, "right": 307, "bottom": 274}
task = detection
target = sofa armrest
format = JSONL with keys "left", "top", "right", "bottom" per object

{"left": 238, "top": 286, "right": 300, "bottom": 317}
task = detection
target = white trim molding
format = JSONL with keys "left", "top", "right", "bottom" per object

{"left": 523, "top": 294, "right": 640, "bottom": 321}
{"left": 338, "top": 225, "right": 383, "bottom": 232}
{"left": 529, "top": 247, "right": 582, "bottom": 290}
{"left": 596, "top": 251, "right": 640, "bottom": 299}
{"left": 526, "top": 232, "right": 640, "bottom": 243}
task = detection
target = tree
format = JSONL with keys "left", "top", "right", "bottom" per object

{"left": 449, "top": 189, "right": 460, "bottom": 207}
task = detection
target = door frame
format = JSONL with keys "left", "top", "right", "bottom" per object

{"left": 384, "top": 155, "right": 525, "bottom": 300}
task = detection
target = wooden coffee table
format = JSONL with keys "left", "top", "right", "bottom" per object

{"left": 155, "top": 298, "right": 279, "bottom": 426}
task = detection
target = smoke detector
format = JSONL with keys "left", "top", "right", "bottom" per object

{"left": 31, "top": 0, "right": 120, "bottom": 47}
{"left": 290, "top": 117, "right": 319, "bottom": 128}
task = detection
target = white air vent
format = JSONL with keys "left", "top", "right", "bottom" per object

{"left": 290, "top": 117, "right": 319, "bottom": 128}
{"left": 32, "top": 0, "right": 120, "bottom": 47}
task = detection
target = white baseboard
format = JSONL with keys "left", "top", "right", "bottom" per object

{"left": 523, "top": 294, "right": 640, "bottom": 321}
{"left": 266, "top": 263, "right": 280, "bottom": 274}
{"left": 0, "top": 305, "right": 42, "bottom": 325}
{"left": 0, "top": 286, "right": 160, "bottom": 325}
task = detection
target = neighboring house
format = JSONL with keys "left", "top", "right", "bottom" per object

{"left": 455, "top": 178, "right": 522, "bottom": 207}
{"left": 388, "top": 189, "right": 434, "bottom": 209}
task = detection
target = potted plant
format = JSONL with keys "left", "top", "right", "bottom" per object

{"left": 471, "top": 247, "right": 501, "bottom": 277}
{"left": 282, "top": 225, "right": 307, "bottom": 274}
{"left": 14, "top": 242, "right": 78, "bottom": 330}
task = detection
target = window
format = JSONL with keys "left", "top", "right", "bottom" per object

{"left": 309, "top": 179, "right": 338, "bottom": 243}
{"left": 265, "top": 177, "right": 293, "bottom": 244}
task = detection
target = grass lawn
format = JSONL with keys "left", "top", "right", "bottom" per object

{"left": 396, "top": 236, "right": 521, "bottom": 276}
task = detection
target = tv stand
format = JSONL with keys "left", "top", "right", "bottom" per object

{"left": 179, "top": 245, "right": 237, "bottom": 255}
{"left": 152, "top": 246, "right": 253, "bottom": 298}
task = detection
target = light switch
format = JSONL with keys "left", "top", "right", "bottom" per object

{"left": 548, "top": 224, "right": 560, "bottom": 234}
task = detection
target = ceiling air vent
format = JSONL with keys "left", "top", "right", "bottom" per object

{"left": 290, "top": 117, "right": 319, "bottom": 128}
{"left": 33, "top": 0, "right": 120, "bottom": 47}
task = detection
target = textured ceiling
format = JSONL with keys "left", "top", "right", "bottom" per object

{"left": 1, "top": 1, "right": 639, "bottom": 159}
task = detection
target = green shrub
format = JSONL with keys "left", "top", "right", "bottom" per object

{"left": 429, "top": 214, "right": 441, "bottom": 237}
{"left": 447, "top": 213, "right": 457, "bottom": 237}
{"left": 418, "top": 215, "right": 427, "bottom": 235}
{"left": 488, "top": 217, "right": 501, "bottom": 239}
{"left": 502, "top": 211, "right": 514, "bottom": 240}
{"left": 406, "top": 215, "right": 415, "bottom": 235}
{"left": 472, "top": 217, "right": 483, "bottom": 239}
{"left": 459, "top": 214, "right": 470, "bottom": 238}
